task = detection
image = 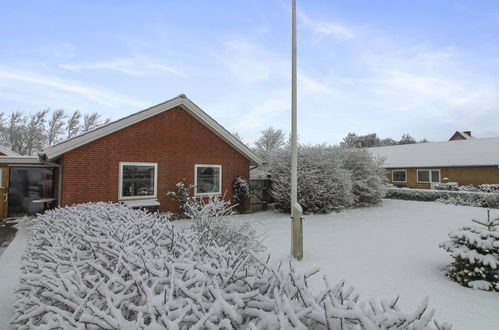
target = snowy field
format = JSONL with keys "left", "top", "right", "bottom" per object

{"left": 239, "top": 199, "right": 499, "bottom": 330}
{"left": 0, "top": 200, "right": 497, "bottom": 329}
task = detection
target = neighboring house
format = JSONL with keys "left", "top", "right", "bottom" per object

{"left": 448, "top": 130, "right": 473, "bottom": 141}
{"left": 0, "top": 94, "right": 263, "bottom": 219}
{"left": 369, "top": 132, "right": 499, "bottom": 189}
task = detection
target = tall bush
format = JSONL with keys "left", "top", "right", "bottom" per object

{"left": 269, "top": 144, "right": 354, "bottom": 213}
{"left": 268, "top": 145, "right": 385, "bottom": 213}
{"left": 339, "top": 148, "right": 387, "bottom": 206}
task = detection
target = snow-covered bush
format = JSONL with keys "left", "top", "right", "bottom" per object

{"left": 386, "top": 187, "right": 499, "bottom": 208}
{"left": 434, "top": 182, "right": 460, "bottom": 191}
{"left": 440, "top": 215, "right": 499, "bottom": 291}
{"left": 268, "top": 145, "right": 385, "bottom": 213}
{"left": 185, "top": 194, "right": 264, "bottom": 256}
{"left": 233, "top": 176, "right": 251, "bottom": 213}
{"left": 269, "top": 144, "right": 354, "bottom": 213}
{"left": 166, "top": 178, "right": 195, "bottom": 218}
{"left": 434, "top": 183, "right": 479, "bottom": 192}
{"left": 338, "top": 148, "right": 387, "bottom": 206}
{"left": 479, "top": 184, "right": 499, "bottom": 193}
{"left": 14, "top": 203, "right": 451, "bottom": 329}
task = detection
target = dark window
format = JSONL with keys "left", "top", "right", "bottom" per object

{"left": 431, "top": 170, "right": 440, "bottom": 183}
{"left": 8, "top": 167, "right": 55, "bottom": 217}
{"left": 121, "top": 164, "right": 156, "bottom": 198}
{"left": 196, "top": 165, "right": 221, "bottom": 194}
{"left": 392, "top": 170, "right": 406, "bottom": 182}
{"left": 417, "top": 170, "right": 430, "bottom": 183}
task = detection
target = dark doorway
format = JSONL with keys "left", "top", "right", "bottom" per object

{"left": 8, "top": 167, "right": 55, "bottom": 217}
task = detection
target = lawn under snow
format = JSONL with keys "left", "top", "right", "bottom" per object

{"left": 0, "top": 200, "right": 497, "bottom": 329}
{"left": 240, "top": 199, "right": 499, "bottom": 330}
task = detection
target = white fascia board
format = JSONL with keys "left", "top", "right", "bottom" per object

{"left": 182, "top": 98, "right": 263, "bottom": 166}
{"left": 42, "top": 95, "right": 263, "bottom": 166}
{"left": 0, "top": 145, "right": 20, "bottom": 157}
{"left": 43, "top": 96, "right": 185, "bottom": 160}
{"left": 0, "top": 156, "right": 42, "bottom": 164}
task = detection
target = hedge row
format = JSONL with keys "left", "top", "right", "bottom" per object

{"left": 385, "top": 187, "right": 499, "bottom": 208}
{"left": 434, "top": 182, "right": 499, "bottom": 193}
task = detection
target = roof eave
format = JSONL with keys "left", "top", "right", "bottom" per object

{"left": 42, "top": 95, "right": 263, "bottom": 166}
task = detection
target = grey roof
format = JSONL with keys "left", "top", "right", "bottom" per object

{"left": 369, "top": 137, "right": 499, "bottom": 168}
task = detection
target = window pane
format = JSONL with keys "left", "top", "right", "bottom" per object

{"left": 392, "top": 170, "right": 406, "bottom": 182}
{"left": 122, "top": 165, "right": 155, "bottom": 197}
{"left": 418, "top": 170, "right": 430, "bottom": 182}
{"left": 196, "top": 166, "right": 221, "bottom": 193}
{"left": 431, "top": 170, "right": 440, "bottom": 183}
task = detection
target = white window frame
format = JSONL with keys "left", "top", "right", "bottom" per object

{"left": 194, "top": 164, "right": 222, "bottom": 196}
{"left": 391, "top": 169, "right": 407, "bottom": 183}
{"left": 118, "top": 162, "right": 158, "bottom": 200}
{"left": 416, "top": 169, "right": 441, "bottom": 183}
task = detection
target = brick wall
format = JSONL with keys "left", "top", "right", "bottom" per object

{"left": 57, "top": 107, "right": 250, "bottom": 212}
{"left": 387, "top": 166, "right": 499, "bottom": 188}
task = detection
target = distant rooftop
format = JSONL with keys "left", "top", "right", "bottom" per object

{"left": 369, "top": 137, "right": 499, "bottom": 168}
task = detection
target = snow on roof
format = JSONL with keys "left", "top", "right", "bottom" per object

{"left": 42, "top": 94, "right": 263, "bottom": 166}
{"left": 369, "top": 137, "right": 499, "bottom": 168}
{"left": 450, "top": 131, "right": 474, "bottom": 140}
{"left": 0, "top": 145, "right": 20, "bottom": 157}
{"left": 0, "top": 156, "right": 41, "bottom": 164}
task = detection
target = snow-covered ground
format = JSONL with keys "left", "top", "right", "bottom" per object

{"left": 0, "top": 201, "right": 497, "bottom": 329}
{"left": 239, "top": 199, "right": 499, "bottom": 330}
{"left": 0, "top": 219, "right": 27, "bottom": 329}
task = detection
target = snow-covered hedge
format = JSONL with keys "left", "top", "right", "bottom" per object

{"left": 269, "top": 145, "right": 385, "bottom": 213}
{"left": 479, "top": 184, "right": 499, "bottom": 193}
{"left": 434, "top": 183, "right": 499, "bottom": 193}
{"left": 440, "top": 217, "right": 499, "bottom": 292}
{"left": 14, "top": 203, "right": 450, "bottom": 329}
{"left": 385, "top": 187, "right": 499, "bottom": 208}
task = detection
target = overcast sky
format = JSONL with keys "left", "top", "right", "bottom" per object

{"left": 1, "top": 0, "right": 499, "bottom": 145}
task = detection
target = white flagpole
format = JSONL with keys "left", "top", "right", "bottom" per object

{"left": 291, "top": 0, "right": 303, "bottom": 260}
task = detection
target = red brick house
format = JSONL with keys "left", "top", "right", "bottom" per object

{"left": 0, "top": 94, "right": 263, "bottom": 218}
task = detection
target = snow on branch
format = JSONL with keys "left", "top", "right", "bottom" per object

{"left": 14, "top": 202, "right": 450, "bottom": 329}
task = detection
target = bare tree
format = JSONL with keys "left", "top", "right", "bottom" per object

{"left": 81, "top": 112, "right": 101, "bottom": 132}
{"left": 254, "top": 127, "right": 285, "bottom": 154}
{"left": 398, "top": 133, "right": 416, "bottom": 145}
{"left": 5, "top": 112, "right": 26, "bottom": 154}
{"left": 67, "top": 111, "right": 81, "bottom": 138}
{"left": 24, "top": 109, "right": 49, "bottom": 155}
{"left": 47, "top": 109, "right": 66, "bottom": 146}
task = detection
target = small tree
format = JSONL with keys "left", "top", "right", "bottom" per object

{"left": 233, "top": 176, "right": 250, "bottom": 213}
{"left": 440, "top": 212, "right": 499, "bottom": 291}
{"left": 166, "top": 179, "right": 195, "bottom": 218}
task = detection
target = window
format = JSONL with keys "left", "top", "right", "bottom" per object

{"left": 195, "top": 164, "right": 221, "bottom": 195}
{"left": 392, "top": 170, "right": 406, "bottom": 183}
{"left": 119, "top": 162, "right": 157, "bottom": 199}
{"left": 417, "top": 169, "right": 440, "bottom": 183}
